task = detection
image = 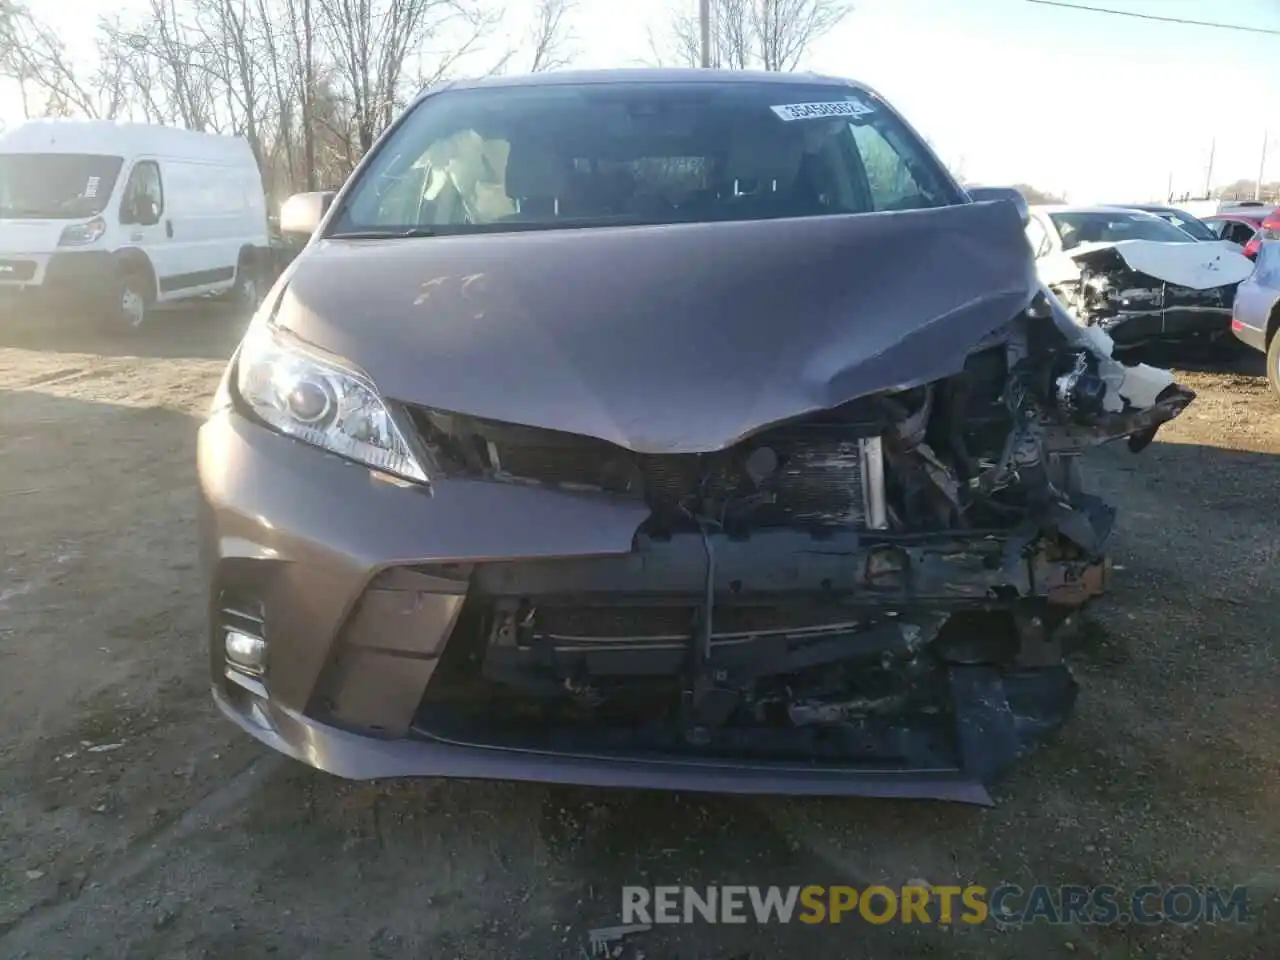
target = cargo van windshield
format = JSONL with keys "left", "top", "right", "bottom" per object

{"left": 0, "top": 154, "right": 124, "bottom": 219}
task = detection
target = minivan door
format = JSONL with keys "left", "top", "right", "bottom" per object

{"left": 118, "top": 159, "right": 176, "bottom": 297}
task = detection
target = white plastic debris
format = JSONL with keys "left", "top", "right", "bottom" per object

{"left": 1117, "top": 363, "right": 1176, "bottom": 410}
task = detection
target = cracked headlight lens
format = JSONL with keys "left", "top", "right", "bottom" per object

{"left": 234, "top": 322, "right": 428, "bottom": 483}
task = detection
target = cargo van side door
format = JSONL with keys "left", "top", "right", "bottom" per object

{"left": 118, "top": 158, "right": 175, "bottom": 297}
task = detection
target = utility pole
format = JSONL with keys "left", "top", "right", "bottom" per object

{"left": 699, "top": 0, "right": 711, "bottom": 67}
{"left": 1204, "top": 137, "right": 1215, "bottom": 198}
{"left": 1256, "top": 129, "right": 1269, "bottom": 201}
{"left": 1166, "top": 169, "right": 1173, "bottom": 203}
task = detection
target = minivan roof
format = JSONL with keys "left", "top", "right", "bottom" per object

{"left": 0, "top": 119, "right": 255, "bottom": 163}
{"left": 442, "top": 68, "right": 863, "bottom": 92}
{"left": 412, "top": 69, "right": 882, "bottom": 126}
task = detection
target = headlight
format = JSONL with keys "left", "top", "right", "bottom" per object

{"left": 58, "top": 217, "right": 107, "bottom": 247}
{"left": 234, "top": 322, "right": 429, "bottom": 483}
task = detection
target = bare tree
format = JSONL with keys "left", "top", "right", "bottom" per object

{"left": 0, "top": 1, "right": 112, "bottom": 118}
{"left": 278, "top": 0, "right": 319, "bottom": 189}
{"left": 195, "top": 0, "right": 269, "bottom": 163}
{"left": 651, "top": 0, "right": 851, "bottom": 71}
{"left": 653, "top": 0, "right": 749, "bottom": 69}
{"left": 1, "top": 0, "right": 578, "bottom": 200}
{"left": 135, "top": 0, "right": 219, "bottom": 130}
{"left": 317, "top": 0, "right": 498, "bottom": 153}
{"left": 755, "top": 0, "right": 849, "bottom": 71}
{"left": 526, "top": 0, "right": 575, "bottom": 73}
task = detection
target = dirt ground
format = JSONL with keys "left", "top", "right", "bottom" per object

{"left": 0, "top": 308, "right": 1278, "bottom": 960}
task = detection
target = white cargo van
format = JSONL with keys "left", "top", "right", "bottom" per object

{"left": 0, "top": 120, "right": 269, "bottom": 329}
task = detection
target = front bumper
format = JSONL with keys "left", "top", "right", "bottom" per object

{"left": 200, "top": 411, "right": 1105, "bottom": 803}
{"left": 0, "top": 251, "right": 118, "bottom": 315}
{"left": 1101, "top": 305, "right": 1232, "bottom": 346}
{"left": 213, "top": 684, "right": 996, "bottom": 802}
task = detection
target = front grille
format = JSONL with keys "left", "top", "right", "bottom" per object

{"left": 410, "top": 407, "right": 881, "bottom": 529}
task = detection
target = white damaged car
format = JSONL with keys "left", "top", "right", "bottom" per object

{"left": 1025, "top": 204, "right": 1255, "bottom": 349}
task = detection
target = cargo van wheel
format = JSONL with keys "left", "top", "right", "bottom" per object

{"left": 232, "top": 255, "right": 261, "bottom": 313}
{"left": 114, "top": 271, "right": 152, "bottom": 331}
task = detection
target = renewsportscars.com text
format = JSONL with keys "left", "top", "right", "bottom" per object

{"left": 621, "top": 884, "right": 1250, "bottom": 927}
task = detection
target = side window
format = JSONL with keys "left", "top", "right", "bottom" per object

{"left": 1025, "top": 217, "right": 1051, "bottom": 258}
{"left": 120, "top": 161, "right": 164, "bottom": 224}
{"left": 361, "top": 130, "right": 512, "bottom": 226}
{"left": 849, "top": 123, "right": 925, "bottom": 212}
{"left": 1225, "top": 222, "right": 1255, "bottom": 245}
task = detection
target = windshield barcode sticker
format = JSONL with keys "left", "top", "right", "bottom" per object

{"left": 770, "top": 99, "right": 876, "bottom": 122}
{"left": 84, "top": 176, "right": 100, "bottom": 198}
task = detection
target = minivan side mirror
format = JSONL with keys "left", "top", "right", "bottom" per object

{"left": 967, "top": 186, "right": 1030, "bottom": 226}
{"left": 280, "top": 191, "right": 336, "bottom": 239}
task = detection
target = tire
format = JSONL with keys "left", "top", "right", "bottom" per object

{"left": 1267, "top": 329, "right": 1280, "bottom": 400}
{"left": 112, "top": 269, "right": 152, "bottom": 332}
{"left": 231, "top": 255, "right": 262, "bottom": 314}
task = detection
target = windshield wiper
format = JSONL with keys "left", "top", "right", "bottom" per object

{"left": 327, "top": 227, "right": 438, "bottom": 239}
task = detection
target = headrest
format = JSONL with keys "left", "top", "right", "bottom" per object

{"left": 505, "top": 138, "right": 570, "bottom": 200}
{"left": 724, "top": 126, "right": 804, "bottom": 189}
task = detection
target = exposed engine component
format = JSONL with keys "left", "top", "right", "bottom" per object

{"left": 1054, "top": 351, "right": 1108, "bottom": 423}
{"left": 410, "top": 405, "right": 889, "bottom": 531}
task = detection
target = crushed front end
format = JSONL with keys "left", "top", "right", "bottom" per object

{"left": 1045, "top": 244, "right": 1247, "bottom": 348}
{"left": 399, "top": 300, "right": 1190, "bottom": 799}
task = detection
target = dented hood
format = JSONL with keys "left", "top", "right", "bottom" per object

{"left": 1042, "top": 238, "right": 1254, "bottom": 291}
{"left": 276, "top": 201, "right": 1037, "bottom": 454}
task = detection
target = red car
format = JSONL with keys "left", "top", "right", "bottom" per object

{"left": 1202, "top": 204, "right": 1280, "bottom": 259}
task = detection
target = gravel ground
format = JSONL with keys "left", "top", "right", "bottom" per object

{"left": 0, "top": 310, "right": 1277, "bottom": 960}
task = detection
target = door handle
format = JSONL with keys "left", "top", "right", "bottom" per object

{"left": 165, "top": 220, "right": 174, "bottom": 239}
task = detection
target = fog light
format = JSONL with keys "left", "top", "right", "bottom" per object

{"left": 225, "top": 629, "right": 266, "bottom": 674}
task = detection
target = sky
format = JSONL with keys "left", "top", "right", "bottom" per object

{"left": 5, "top": 0, "right": 1280, "bottom": 202}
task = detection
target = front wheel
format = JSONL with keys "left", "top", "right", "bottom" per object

{"left": 1267, "top": 331, "right": 1280, "bottom": 400}
{"left": 112, "top": 271, "right": 152, "bottom": 331}
{"left": 231, "top": 258, "right": 262, "bottom": 314}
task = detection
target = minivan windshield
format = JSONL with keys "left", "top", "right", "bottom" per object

{"left": 328, "top": 81, "right": 961, "bottom": 237}
{"left": 1050, "top": 210, "right": 1198, "bottom": 250}
{"left": 0, "top": 153, "right": 124, "bottom": 219}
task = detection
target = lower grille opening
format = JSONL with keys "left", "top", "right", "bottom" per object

{"left": 413, "top": 591, "right": 1079, "bottom": 777}
{"left": 414, "top": 596, "right": 960, "bottom": 768}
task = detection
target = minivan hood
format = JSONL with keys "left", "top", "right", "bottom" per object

{"left": 275, "top": 201, "right": 1037, "bottom": 454}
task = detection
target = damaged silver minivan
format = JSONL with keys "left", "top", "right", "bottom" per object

{"left": 198, "top": 69, "right": 1193, "bottom": 804}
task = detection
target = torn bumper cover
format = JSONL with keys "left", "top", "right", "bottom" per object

{"left": 1039, "top": 239, "right": 1254, "bottom": 346}
{"left": 200, "top": 201, "right": 1194, "bottom": 804}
